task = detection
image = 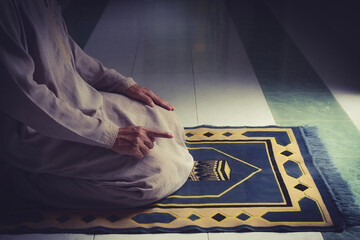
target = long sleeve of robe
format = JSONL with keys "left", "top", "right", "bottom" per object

{"left": 0, "top": 0, "right": 135, "bottom": 149}
{"left": 0, "top": 0, "right": 194, "bottom": 209}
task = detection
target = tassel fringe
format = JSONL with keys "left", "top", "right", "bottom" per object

{"left": 301, "top": 126, "right": 360, "bottom": 226}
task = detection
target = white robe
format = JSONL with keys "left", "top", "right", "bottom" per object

{"left": 0, "top": 0, "right": 193, "bottom": 208}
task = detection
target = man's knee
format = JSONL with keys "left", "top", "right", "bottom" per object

{"left": 137, "top": 155, "right": 193, "bottom": 204}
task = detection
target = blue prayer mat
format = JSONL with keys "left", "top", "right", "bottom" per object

{"left": 1, "top": 126, "right": 353, "bottom": 233}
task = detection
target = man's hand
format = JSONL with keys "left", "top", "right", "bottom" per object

{"left": 111, "top": 126, "right": 173, "bottom": 159}
{"left": 125, "top": 84, "right": 175, "bottom": 111}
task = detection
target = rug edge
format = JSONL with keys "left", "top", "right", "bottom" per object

{"left": 300, "top": 126, "right": 360, "bottom": 227}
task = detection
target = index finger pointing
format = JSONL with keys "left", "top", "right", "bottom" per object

{"left": 145, "top": 128, "right": 174, "bottom": 139}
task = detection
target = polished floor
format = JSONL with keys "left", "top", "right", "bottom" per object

{"left": 1, "top": 0, "right": 359, "bottom": 239}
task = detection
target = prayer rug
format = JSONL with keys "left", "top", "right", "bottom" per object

{"left": 1, "top": 126, "right": 354, "bottom": 233}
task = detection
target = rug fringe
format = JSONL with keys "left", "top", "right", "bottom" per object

{"left": 301, "top": 126, "right": 360, "bottom": 226}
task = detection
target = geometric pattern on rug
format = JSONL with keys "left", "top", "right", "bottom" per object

{"left": 0, "top": 126, "right": 343, "bottom": 233}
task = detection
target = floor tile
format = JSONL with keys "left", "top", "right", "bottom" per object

{"left": 317, "top": 70, "right": 360, "bottom": 95}
{"left": 142, "top": 25, "right": 189, "bottom": 41}
{"left": 209, "top": 232, "right": 323, "bottom": 240}
{"left": 133, "top": 53, "right": 192, "bottom": 73}
{"left": 247, "top": 52, "right": 314, "bottom": 73}
{"left": 189, "top": 18, "right": 243, "bottom": 55}
{"left": 143, "top": 4, "right": 188, "bottom": 29}
{"left": 264, "top": 92, "right": 351, "bottom": 121}
{"left": 190, "top": 34, "right": 243, "bottom": 55}
{"left": 330, "top": 93, "right": 360, "bottom": 132}
{"left": 322, "top": 226, "right": 360, "bottom": 240}
{"left": 99, "top": 0, "right": 144, "bottom": 21}
{"left": 187, "top": 0, "right": 228, "bottom": 22}
{"left": 86, "top": 51, "right": 134, "bottom": 77}
{"left": 94, "top": 233, "right": 207, "bottom": 240}
{"left": 192, "top": 54, "right": 249, "bottom": 73}
{"left": 145, "top": 0, "right": 188, "bottom": 15}
{"left": 137, "top": 38, "right": 191, "bottom": 57}
{"left": 86, "top": 18, "right": 141, "bottom": 41}
{"left": 0, "top": 234, "right": 93, "bottom": 240}
{"left": 194, "top": 72, "right": 275, "bottom": 126}
{"left": 142, "top": 1, "right": 189, "bottom": 41}
{"left": 256, "top": 71, "right": 329, "bottom": 94}
{"left": 315, "top": 121, "right": 360, "bottom": 157}
{"left": 241, "top": 34, "right": 293, "bottom": 56}
{"left": 144, "top": 15, "right": 188, "bottom": 29}
{"left": 131, "top": 72, "right": 197, "bottom": 127}
{"left": 86, "top": 37, "right": 138, "bottom": 56}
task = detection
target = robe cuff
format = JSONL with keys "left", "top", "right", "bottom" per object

{"left": 121, "top": 76, "right": 137, "bottom": 91}
{"left": 104, "top": 120, "right": 119, "bottom": 149}
{"left": 106, "top": 69, "right": 137, "bottom": 93}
